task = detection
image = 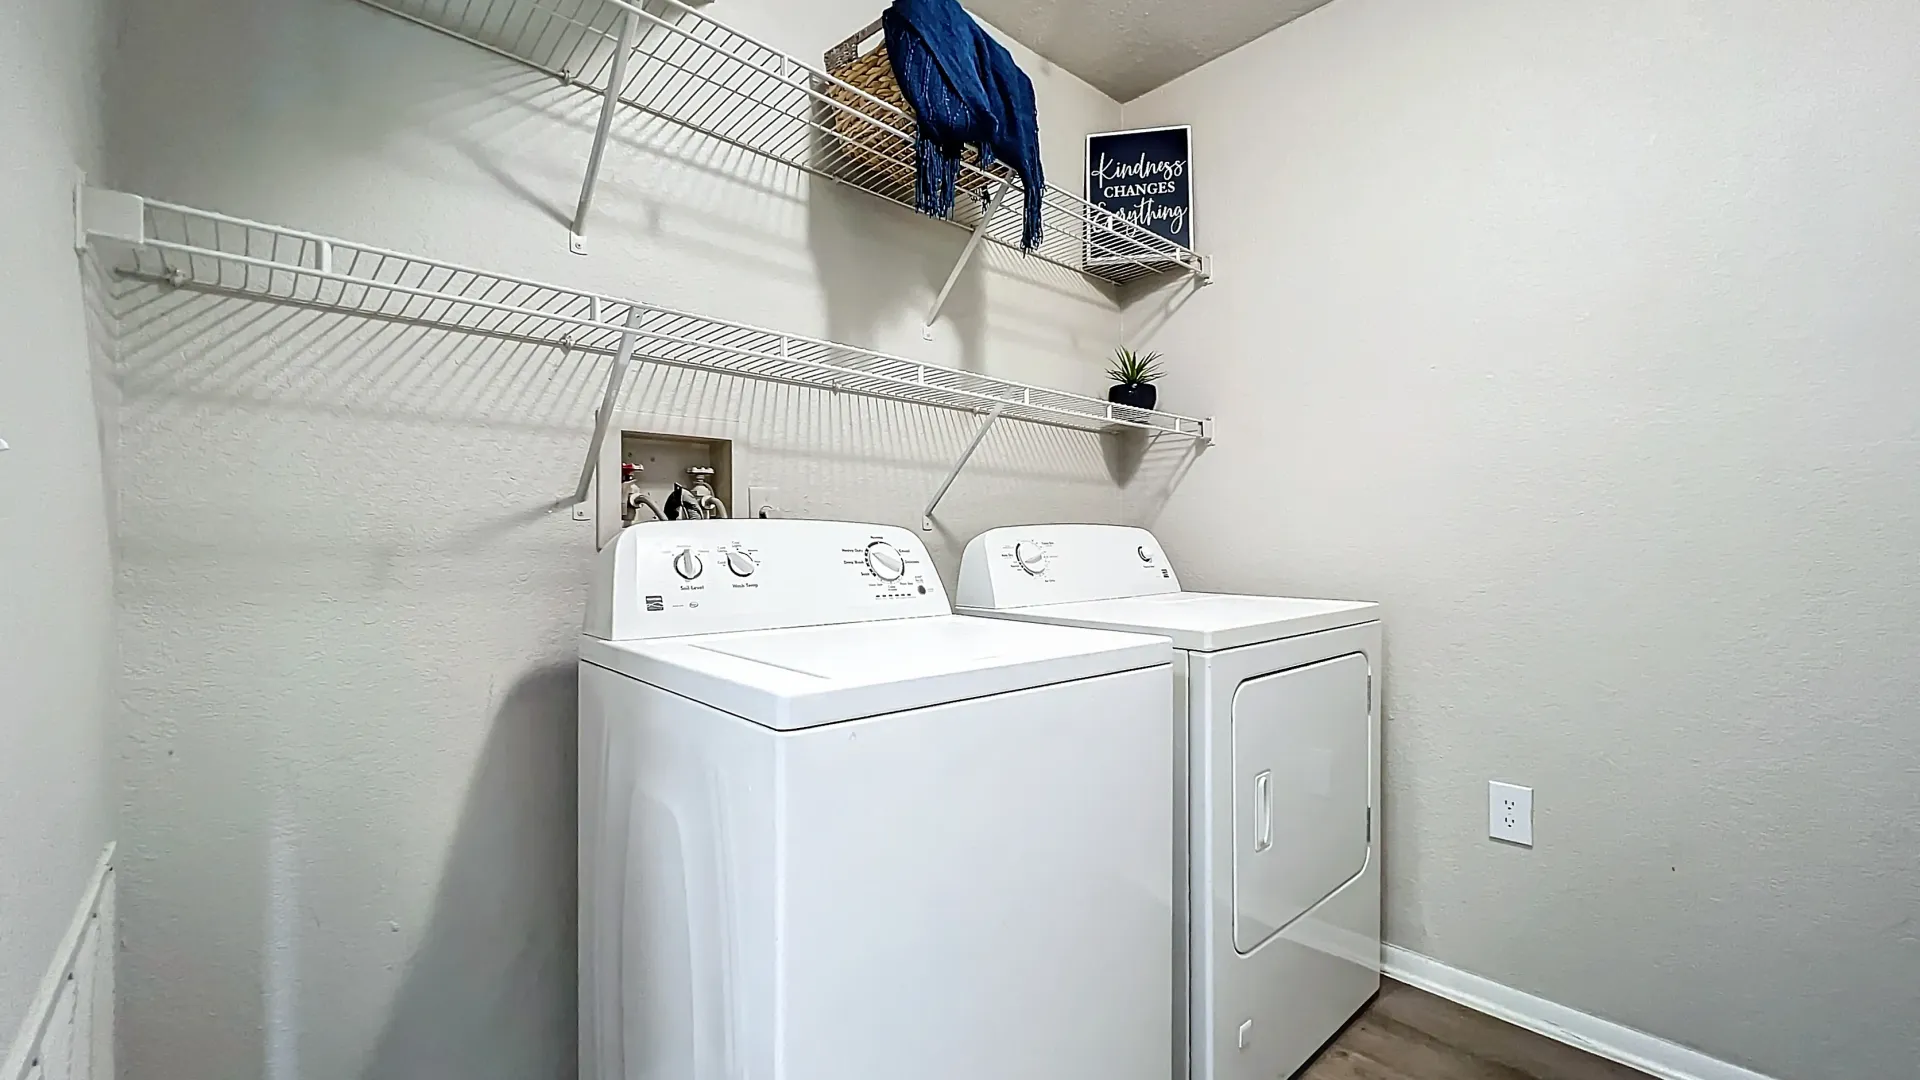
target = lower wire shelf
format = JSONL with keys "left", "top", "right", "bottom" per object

{"left": 79, "top": 187, "right": 1213, "bottom": 520}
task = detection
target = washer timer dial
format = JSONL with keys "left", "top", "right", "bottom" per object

{"left": 1013, "top": 541, "right": 1048, "bottom": 575}
{"left": 865, "top": 541, "right": 906, "bottom": 582}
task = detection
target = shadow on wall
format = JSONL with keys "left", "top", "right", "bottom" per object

{"left": 358, "top": 665, "right": 580, "bottom": 1080}
{"left": 803, "top": 154, "right": 1131, "bottom": 374}
{"left": 108, "top": 274, "right": 602, "bottom": 1080}
{"left": 805, "top": 124, "right": 989, "bottom": 370}
{"left": 1116, "top": 431, "right": 1207, "bottom": 528}
{"left": 1121, "top": 272, "right": 1204, "bottom": 347}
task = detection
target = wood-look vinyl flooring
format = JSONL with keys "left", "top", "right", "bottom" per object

{"left": 1299, "top": 980, "right": 1655, "bottom": 1080}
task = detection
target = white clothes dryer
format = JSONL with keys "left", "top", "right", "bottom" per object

{"left": 957, "top": 524, "right": 1381, "bottom": 1080}
{"left": 579, "top": 520, "right": 1176, "bottom": 1080}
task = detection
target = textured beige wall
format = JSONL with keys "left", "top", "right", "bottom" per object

{"left": 0, "top": 0, "right": 116, "bottom": 1051}
{"left": 1124, "top": 2, "right": 1920, "bottom": 1077}
{"left": 104, "top": 1, "right": 1131, "bottom": 1077}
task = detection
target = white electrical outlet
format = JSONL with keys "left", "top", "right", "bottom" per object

{"left": 1489, "top": 781, "right": 1533, "bottom": 846}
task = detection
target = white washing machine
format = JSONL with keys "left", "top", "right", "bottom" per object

{"left": 578, "top": 519, "right": 1176, "bottom": 1080}
{"left": 957, "top": 524, "right": 1382, "bottom": 1080}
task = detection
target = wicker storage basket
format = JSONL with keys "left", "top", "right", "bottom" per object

{"left": 822, "top": 18, "right": 1000, "bottom": 201}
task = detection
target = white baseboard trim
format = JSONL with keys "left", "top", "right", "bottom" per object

{"left": 3, "top": 843, "right": 115, "bottom": 1080}
{"left": 1381, "top": 944, "right": 1777, "bottom": 1080}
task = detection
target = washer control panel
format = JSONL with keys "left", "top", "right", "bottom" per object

{"left": 586, "top": 520, "right": 947, "bottom": 640}
{"left": 956, "top": 524, "right": 1181, "bottom": 610}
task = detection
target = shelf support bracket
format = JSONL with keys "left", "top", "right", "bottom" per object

{"left": 574, "top": 306, "right": 644, "bottom": 508}
{"left": 75, "top": 183, "right": 146, "bottom": 252}
{"left": 570, "top": 9, "right": 639, "bottom": 256}
{"left": 922, "top": 178, "right": 1010, "bottom": 339}
{"left": 921, "top": 404, "right": 1004, "bottom": 531}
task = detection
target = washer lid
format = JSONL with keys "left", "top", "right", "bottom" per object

{"left": 580, "top": 614, "right": 1170, "bottom": 730}
{"left": 957, "top": 593, "right": 1378, "bottom": 653}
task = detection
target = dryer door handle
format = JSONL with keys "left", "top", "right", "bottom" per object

{"left": 1253, "top": 770, "right": 1273, "bottom": 853}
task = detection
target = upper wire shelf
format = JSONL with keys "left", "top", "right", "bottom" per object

{"left": 353, "top": 0, "right": 1210, "bottom": 288}
{"left": 80, "top": 188, "right": 1212, "bottom": 515}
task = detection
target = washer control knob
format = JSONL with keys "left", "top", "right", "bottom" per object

{"left": 865, "top": 541, "right": 906, "bottom": 582}
{"left": 1137, "top": 545, "right": 1154, "bottom": 562}
{"left": 672, "top": 548, "right": 704, "bottom": 581}
{"left": 1014, "top": 541, "right": 1048, "bottom": 575}
{"left": 725, "top": 549, "right": 757, "bottom": 578}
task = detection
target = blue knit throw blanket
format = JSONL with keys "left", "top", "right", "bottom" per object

{"left": 882, "top": 0, "right": 1045, "bottom": 249}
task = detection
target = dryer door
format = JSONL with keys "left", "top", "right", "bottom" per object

{"left": 1231, "top": 652, "right": 1370, "bottom": 954}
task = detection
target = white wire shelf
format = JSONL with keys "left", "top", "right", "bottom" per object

{"left": 353, "top": 0, "right": 1210, "bottom": 289}
{"left": 79, "top": 188, "right": 1212, "bottom": 520}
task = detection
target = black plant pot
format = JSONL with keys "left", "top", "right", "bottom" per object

{"left": 1107, "top": 382, "right": 1158, "bottom": 411}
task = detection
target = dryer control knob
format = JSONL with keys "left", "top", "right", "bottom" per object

{"left": 1137, "top": 545, "right": 1154, "bottom": 562}
{"left": 672, "top": 548, "right": 704, "bottom": 581}
{"left": 725, "top": 549, "right": 757, "bottom": 577}
{"left": 865, "top": 541, "right": 905, "bottom": 582}
{"left": 1014, "top": 541, "right": 1048, "bottom": 575}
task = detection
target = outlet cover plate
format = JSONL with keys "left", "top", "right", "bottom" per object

{"left": 1489, "top": 781, "right": 1533, "bottom": 846}
{"left": 747, "top": 485, "right": 784, "bottom": 519}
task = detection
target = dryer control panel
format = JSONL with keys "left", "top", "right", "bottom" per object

{"left": 957, "top": 524, "right": 1182, "bottom": 610}
{"left": 585, "top": 520, "right": 947, "bottom": 640}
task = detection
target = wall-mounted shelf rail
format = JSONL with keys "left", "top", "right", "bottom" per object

{"left": 78, "top": 188, "right": 1212, "bottom": 522}
{"left": 351, "top": 0, "right": 1212, "bottom": 292}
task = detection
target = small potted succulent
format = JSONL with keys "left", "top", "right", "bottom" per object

{"left": 1106, "top": 347, "right": 1164, "bottom": 411}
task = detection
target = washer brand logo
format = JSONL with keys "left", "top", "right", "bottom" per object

{"left": 645, "top": 595, "right": 664, "bottom": 612}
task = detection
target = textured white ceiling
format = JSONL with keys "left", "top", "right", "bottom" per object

{"left": 967, "top": 0, "right": 1338, "bottom": 101}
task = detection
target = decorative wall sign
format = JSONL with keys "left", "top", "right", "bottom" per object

{"left": 1085, "top": 125, "right": 1193, "bottom": 267}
